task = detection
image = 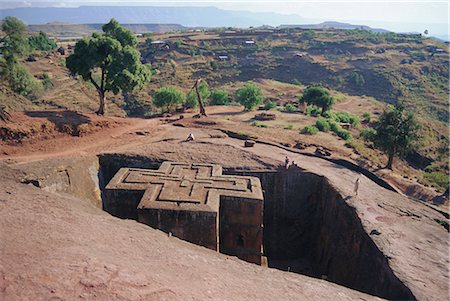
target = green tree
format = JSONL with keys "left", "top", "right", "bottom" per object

{"left": 374, "top": 105, "right": 420, "bottom": 169}
{"left": 28, "top": 31, "right": 57, "bottom": 51}
{"left": 185, "top": 81, "right": 210, "bottom": 108}
{"left": 0, "top": 17, "right": 42, "bottom": 97}
{"left": 153, "top": 86, "right": 185, "bottom": 112}
{"left": 236, "top": 82, "right": 263, "bottom": 111}
{"left": 210, "top": 89, "right": 229, "bottom": 105}
{"left": 299, "top": 85, "right": 334, "bottom": 116}
{"left": 0, "top": 16, "right": 29, "bottom": 63}
{"left": 66, "top": 19, "right": 150, "bottom": 115}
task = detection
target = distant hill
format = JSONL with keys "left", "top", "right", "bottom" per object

{"left": 28, "top": 23, "right": 186, "bottom": 37}
{"left": 0, "top": 5, "right": 303, "bottom": 27}
{"left": 279, "top": 21, "right": 389, "bottom": 33}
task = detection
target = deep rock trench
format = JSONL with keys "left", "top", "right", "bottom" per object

{"left": 97, "top": 153, "right": 415, "bottom": 300}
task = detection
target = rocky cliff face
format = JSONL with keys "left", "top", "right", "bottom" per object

{"left": 236, "top": 167, "right": 415, "bottom": 300}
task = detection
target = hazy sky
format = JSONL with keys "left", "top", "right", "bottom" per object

{"left": 2, "top": 1, "right": 448, "bottom": 25}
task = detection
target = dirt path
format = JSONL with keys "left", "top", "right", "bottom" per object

{"left": 0, "top": 116, "right": 165, "bottom": 163}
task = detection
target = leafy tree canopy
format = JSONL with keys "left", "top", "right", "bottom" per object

{"left": 153, "top": 86, "right": 185, "bottom": 112}
{"left": 210, "top": 89, "right": 229, "bottom": 105}
{"left": 236, "top": 82, "right": 263, "bottom": 111}
{"left": 1, "top": 16, "right": 29, "bottom": 61}
{"left": 374, "top": 105, "right": 420, "bottom": 169}
{"left": 66, "top": 19, "right": 150, "bottom": 115}
{"left": 299, "top": 85, "right": 334, "bottom": 116}
{"left": 28, "top": 31, "right": 57, "bottom": 51}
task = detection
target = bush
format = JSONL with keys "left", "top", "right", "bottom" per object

{"left": 236, "top": 82, "right": 263, "bottom": 111}
{"left": 284, "top": 103, "right": 297, "bottom": 112}
{"left": 210, "top": 89, "right": 229, "bottom": 105}
{"left": 360, "top": 127, "right": 377, "bottom": 142}
{"left": 301, "top": 125, "right": 319, "bottom": 135}
{"left": 264, "top": 100, "right": 276, "bottom": 110}
{"left": 28, "top": 31, "right": 56, "bottom": 51}
{"left": 250, "top": 121, "right": 268, "bottom": 128}
{"left": 153, "top": 86, "right": 185, "bottom": 112}
{"left": 8, "top": 63, "right": 42, "bottom": 95}
{"left": 284, "top": 124, "right": 293, "bottom": 130}
{"left": 330, "top": 121, "right": 340, "bottom": 132}
{"left": 334, "top": 111, "right": 360, "bottom": 126}
{"left": 363, "top": 112, "right": 371, "bottom": 123}
{"left": 299, "top": 85, "right": 334, "bottom": 115}
{"left": 316, "top": 117, "right": 331, "bottom": 132}
{"left": 336, "top": 129, "right": 352, "bottom": 140}
{"left": 348, "top": 71, "right": 365, "bottom": 87}
{"left": 306, "top": 105, "right": 321, "bottom": 117}
{"left": 328, "top": 121, "right": 352, "bottom": 140}
{"left": 41, "top": 73, "right": 53, "bottom": 90}
{"left": 423, "top": 172, "right": 449, "bottom": 192}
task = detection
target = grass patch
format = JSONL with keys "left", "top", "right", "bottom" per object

{"left": 250, "top": 121, "right": 269, "bottom": 128}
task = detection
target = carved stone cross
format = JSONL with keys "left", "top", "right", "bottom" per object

{"left": 105, "top": 161, "right": 264, "bottom": 264}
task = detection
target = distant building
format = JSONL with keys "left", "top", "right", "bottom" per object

{"left": 245, "top": 40, "right": 255, "bottom": 45}
{"left": 218, "top": 55, "right": 229, "bottom": 61}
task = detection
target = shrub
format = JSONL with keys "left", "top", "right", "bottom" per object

{"left": 348, "top": 71, "right": 365, "bottom": 87}
{"left": 299, "top": 85, "right": 334, "bottom": 115}
{"left": 363, "top": 112, "right": 371, "bottom": 123}
{"left": 28, "top": 31, "right": 56, "bottom": 51}
{"left": 8, "top": 63, "right": 42, "bottom": 95}
{"left": 284, "top": 103, "right": 297, "bottom": 112}
{"left": 330, "top": 121, "right": 340, "bottom": 132}
{"left": 334, "top": 111, "right": 360, "bottom": 126}
{"left": 264, "top": 100, "right": 276, "bottom": 110}
{"left": 423, "top": 172, "right": 449, "bottom": 192}
{"left": 41, "top": 73, "right": 53, "bottom": 90}
{"left": 316, "top": 117, "right": 331, "bottom": 132}
{"left": 250, "top": 121, "right": 268, "bottom": 128}
{"left": 301, "top": 125, "right": 319, "bottom": 135}
{"left": 306, "top": 105, "right": 321, "bottom": 117}
{"left": 236, "top": 82, "right": 263, "bottom": 111}
{"left": 360, "top": 127, "right": 377, "bottom": 142}
{"left": 284, "top": 124, "right": 293, "bottom": 130}
{"left": 210, "top": 89, "right": 229, "bottom": 105}
{"left": 336, "top": 129, "right": 352, "bottom": 140}
{"left": 153, "top": 86, "right": 185, "bottom": 112}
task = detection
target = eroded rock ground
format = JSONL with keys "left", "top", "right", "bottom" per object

{"left": 0, "top": 111, "right": 448, "bottom": 301}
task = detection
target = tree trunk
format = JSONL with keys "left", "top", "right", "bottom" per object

{"left": 386, "top": 151, "right": 395, "bottom": 170}
{"left": 97, "top": 92, "right": 106, "bottom": 115}
{"left": 321, "top": 105, "right": 327, "bottom": 116}
{"left": 193, "top": 79, "right": 207, "bottom": 117}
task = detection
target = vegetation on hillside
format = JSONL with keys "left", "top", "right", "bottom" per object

{"left": 66, "top": 19, "right": 150, "bottom": 115}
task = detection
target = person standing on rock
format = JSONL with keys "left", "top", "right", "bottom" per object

{"left": 285, "top": 156, "right": 290, "bottom": 169}
{"left": 354, "top": 178, "right": 360, "bottom": 196}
